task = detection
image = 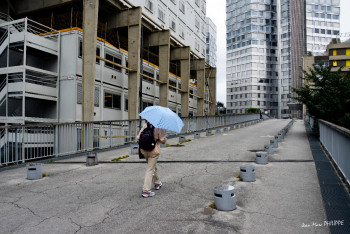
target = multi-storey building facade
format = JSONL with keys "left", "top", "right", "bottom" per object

{"left": 226, "top": 0, "right": 340, "bottom": 119}
{"left": 0, "top": 0, "right": 216, "bottom": 125}
{"left": 205, "top": 17, "right": 217, "bottom": 67}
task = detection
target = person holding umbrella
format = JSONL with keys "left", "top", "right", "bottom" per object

{"left": 138, "top": 106, "right": 184, "bottom": 198}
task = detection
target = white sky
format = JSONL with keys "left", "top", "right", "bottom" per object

{"left": 206, "top": 0, "right": 350, "bottom": 105}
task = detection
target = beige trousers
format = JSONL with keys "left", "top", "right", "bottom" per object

{"left": 143, "top": 154, "right": 161, "bottom": 193}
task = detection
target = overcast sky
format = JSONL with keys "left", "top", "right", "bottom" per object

{"left": 206, "top": 0, "right": 350, "bottom": 105}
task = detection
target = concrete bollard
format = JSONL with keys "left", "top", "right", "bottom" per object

{"left": 86, "top": 152, "right": 98, "bottom": 166}
{"left": 194, "top": 132, "right": 200, "bottom": 139}
{"left": 264, "top": 144, "right": 274, "bottom": 155}
{"left": 214, "top": 185, "right": 236, "bottom": 211}
{"left": 179, "top": 135, "right": 186, "bottom": 142}
{"left": 230, "top": 126, "right": 235, "bottom": 131}
{"left": 256, "top": 151, "right": 268, "bottom": 164}
{"left": 130, "top": 144, "right": 139, "bottom": 155}
{"left": 240, "top": 164, "right": 256, "bottom": 182}
{"left": 224, "top": 127, "right": 228, "bottom": 133}
{"left": 270, "top": 139, "right": 278, "bottom": 148}
{"left": 27, "top": 163, "right": 42, "bottom": 180}
{"left": 215, "top": 129, "right": 221, "bottom": 134}
{"left": 206, "top": 130, "right": 212, "bottom": 136}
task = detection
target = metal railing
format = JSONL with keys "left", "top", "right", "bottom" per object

{"left": 318, "top": 120, "right": 350, "bottom": 184}
{"left": 0, "top": 114, "right": 263, "bottom": 166}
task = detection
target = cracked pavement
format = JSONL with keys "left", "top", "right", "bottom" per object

{"left": 0, "top": 120, "right": 329, "bottom": 233}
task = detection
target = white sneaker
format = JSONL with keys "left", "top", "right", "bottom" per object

{"left": 142, "top": 191, "right": 155, "bottom": 197}
{"left": 154, "top": 182, "right": 163, "bottom": 190}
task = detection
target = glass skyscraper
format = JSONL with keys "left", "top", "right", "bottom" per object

{"left": 226, "top": 0, "right": 340, "bottom": 118}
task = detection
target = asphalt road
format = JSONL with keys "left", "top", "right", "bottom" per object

{"left": 0, "top": 119, "right": 329, "bottom": 234}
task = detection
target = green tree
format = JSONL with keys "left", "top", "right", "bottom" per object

{"left": 246, "top": 108, "right": 260, "bottom": 114}
{"left": 293, "top": 65, "right": 350, "bottom": 129}
{"left": 216, "top": 101, "right": 226, "bottom": 115}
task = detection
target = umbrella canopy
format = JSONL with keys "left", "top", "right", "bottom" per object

{"left": 139, "top": 106, "right": 184, "bottom": 133}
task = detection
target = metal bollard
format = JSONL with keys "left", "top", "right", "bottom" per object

{"left": 194, "top": 132, "right": 200, "bottom": 139}
{"left": 130, "top": 144, "right": 139, "bottom": 155}
{"left": 240, "top": 164, "right": 256, "bottom": 182}
{"left": 214, "top": 185, "right": 236, "bottom": 211}
{"left": 206, "top": 130, "right": 212, "bottom": 136}
{"left": 86, "top": 152, "right": 98, "bottom": 166}
{"left": 264, "top": 144, "right": 274, "bottom": 155}
{"left": 256, "top": 151, "right": 268, "bottom": 164}
{"left": 179, "top": 135, "right": 186, "bottom": 142}
{"left": 27, "top": 163, "right": 42, "bottom": 180}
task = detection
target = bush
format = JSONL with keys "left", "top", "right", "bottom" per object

{"left": 246, "top": 108, "right": 260, "bottom": 114}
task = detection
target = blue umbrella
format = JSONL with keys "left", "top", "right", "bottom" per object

{"left": 139, "top": 106, "right": 184, "bottom": 133}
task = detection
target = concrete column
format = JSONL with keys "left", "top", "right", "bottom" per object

{"left": 208, "top": 68, "right": 216, "bottom": 116}
{"left": 128, "top": 24, "right": 141, "bottom": 120}
{"left": 180, "top": 58, "right": 190, "bottom": 118}
{"left": 82, "top": 0, "right": 99, "bottom": 122}
{"left": 194, "top": 59, "right": 205, "bottom": 116}
{"left": 170, "top": 47, "right": 190, "bottom": 118}
{"left": 145, "top": 30, "right": 170, "bottom": 107}
{"left": 82, "top": 0, "right": 99, "bottom": 151}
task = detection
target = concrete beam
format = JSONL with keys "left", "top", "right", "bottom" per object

{"left": 108, "top": 7, "right": 142, "bottom": 28}
{"left": 144, "top": 30, "right": 170, "bottom": 47}
{"left": 13, "top": 0, "right": 73, "bottom": 14}
{"left": 208, "top": 67, "right": 217, "bottom": 116}
{"left": 170, "top": 47, "right": 191, "bottom": 61}
{"left": 194, "top": 59, "right": 205, "bottom": 116}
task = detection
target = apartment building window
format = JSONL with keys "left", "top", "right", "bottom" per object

{"left": 145, "top": 0, "right": 154, "bottom": 12}
{"left": 79, "top": 40, "right": 100, "bottom": 64}
{"left": 77, "top": 83, "right": 99, "bottom": 107}
{"left": 125, "top": 98, "right": 128, "bottom": 111}
{"left": 125, "top": 58, "right": 128, "bottom": 74}
{"left": 179, "top": 0, "right": 185, "bottom": 14}
{"left": 158, "top": 5, "right": 165, "bottom": 22}
{"left": 142, "top": 68, "right": 154, "bottom": 84}
{"left": 104, "top": 92, "right": 121, "bottom": 109}
{"left": 179, "top": 24, "right": 185, "bottom": 39}
{"left": 195, "top": 39, "right": 200, "bottom": 52}
{"left": 170, "top": 17, "right": 176, "bottom": 31}
{"left": 195, "top": 16, "right": 200, "bottom": 29}
{"left": 105, "top": 53, "right": 122, "bottom": 72}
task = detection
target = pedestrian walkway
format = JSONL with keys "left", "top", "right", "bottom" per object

{"left": 0, "top": 119, "right": 348, "bottom": 233}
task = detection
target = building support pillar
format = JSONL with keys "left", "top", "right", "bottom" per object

{"left": 108, "top": 7, "right": 142, "bottom": 120}
{"left": 145, "top": 30, "right": 170, "bottom": 107}
{"left": 82, "top": 0, "right": 99, "bottom": 151}
{"left": 208, "top": 67, "right": 216, "bottom": 116}
{"left": 192, "top": 59, "right": 205, "bottom": 116}
{"left": 170, "top": 47, "right": 190, "bottom": 118}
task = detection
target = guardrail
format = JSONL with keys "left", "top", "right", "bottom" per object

{"left": 318, "top": 120, "right": 350, "bottom": 184}
{"left": 0, "top": 114, "right": 264, "bottom": 166}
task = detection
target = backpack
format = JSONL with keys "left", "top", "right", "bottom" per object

{"left": 139, "top": 123, "right": 156, "bottom": 151}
